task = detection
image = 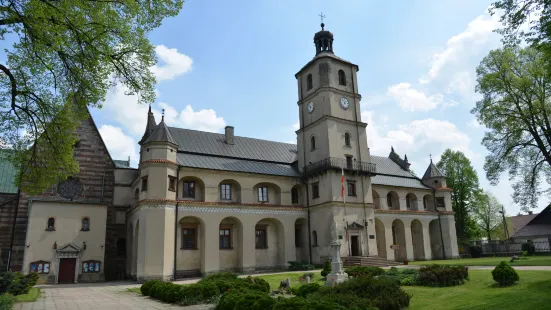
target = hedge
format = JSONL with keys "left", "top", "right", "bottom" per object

{"left": 379, "top": 267, "right": 420, "bottom": 286}
{"left": 0, "top": 272, "right": 39, "bottom": 296}
{"left": 0, "top": 294, "right": 15, "bottom": 310}
{"left": 287, "top": 261, "right": 315, "bottom": 271}
{"left": 345, "top": 266, "right": 385, "bottom": 279}
{"left": 418, "top": 265, "right": 468, "bottom": 287}
{"left": 470, "top": 245, "right": 483, "bottom": 258}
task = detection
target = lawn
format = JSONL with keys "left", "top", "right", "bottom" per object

{"left": 404, "top": 270, "right": 551, "bottom": 310}
{"left": 255, "top": 272, "right": 324, "bottom": 290}
{"left": 14, "top": 288, "right": 41, "bottom": 302}
{"left": 126, "top": 287, "right": 141, "bottom": 294}
{"left": 410, "top": 255, "right": 551, "bottom": 266}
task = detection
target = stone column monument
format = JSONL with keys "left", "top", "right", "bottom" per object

{"left": 325, "top": 219, "right": 349, "bottom": 286}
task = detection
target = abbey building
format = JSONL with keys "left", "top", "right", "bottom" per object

{"left": 0, "top": 23, "right": 458, "bottom": 283}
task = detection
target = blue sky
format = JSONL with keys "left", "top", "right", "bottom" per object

{"left": 3, "top": 0, "right": 548, "bottom": 214}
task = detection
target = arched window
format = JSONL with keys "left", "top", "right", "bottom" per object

{"left": 46, "top": 218, "right": 55, "bottom": 231}
{"left": 344, "top": 132, "right": 351, "bottom": 146}
{"left": 310, "top": 136, "right": 316, "bottom": 150}
{"left": 117, "top": 238, "right": 126, "bottom": 257}
{"left": 307, "top": 74, "right": 313, "bottom": 91}
{"left": 312, "top": 230, "right": 318, "bottom": 246}
{"left": 134, "top": 188, "right": 139, "bottom": 200}
{"left": 386, "top": 194, "right": 393, "bottom": 209}
{"left": 338, "top": 70, "right": 346, "bottom": 86}
{"left": 81, "top": 217, "right": 90, "bottom": 231}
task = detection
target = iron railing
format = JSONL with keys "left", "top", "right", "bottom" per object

{"left": 304, "top": 157, "right": 376, "bottom": 177}
{"left": 470, "top": 240, "right": 550, "bottom": 255}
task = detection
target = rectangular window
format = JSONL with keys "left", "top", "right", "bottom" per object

{"left": 436, "top": 197, "right": 446, "bottom": 210}
{"left": 182, "top": 228, "right": 197, "bottom": 249}
{"left": 219, "top": 229, "right": 232, "bottom": 249}
{"left": 115, "top": 211, "right": 126, "bottom": 224}
{"left": 183, "top": 181, "right": 196, "bottom": 198}
{"left": 295, "top": 228, "right": 301, "bottom": 247}
{"left": 258, "top": 186, "right": 269, "bottom": 202}
{"left": 141, "top": 177, "right": 148, "bottom": 191}
{"left": 346, "top": 156, "right": 353, "bottom": 169}
{"left": 220, "top": 184, "right": 232, "bottom": 200}
{"left": 347, "top": 181, "right": 356, "bottom": 197}
{"left": 291, "top": 187, "right": 299, "bottom": 204}
{"left": 168, "top": 176, "right": 176, "bottom": 192}
{"left": 255, "top": 228, "right": 267, "bottom": 249}
{"left": 312, "top": 182, "right": 320, "bottom": 199}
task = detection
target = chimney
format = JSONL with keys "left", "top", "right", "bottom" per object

{"left": 225, "top": 126, "right": 234, "bottom": 145}
{"left": 528, "top": 211, "right": 533, "bottom": 215}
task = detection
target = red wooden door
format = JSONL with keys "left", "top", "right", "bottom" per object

{"left": 58, "top": 258, "right": 76, "bottom": 284}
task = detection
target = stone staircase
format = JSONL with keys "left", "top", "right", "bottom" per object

{"left": 341, "top": 256, "right": 402, "bottom": 267}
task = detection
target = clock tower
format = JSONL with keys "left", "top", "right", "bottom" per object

{"left": 295, "top": 23, "right": 378, "bottom": 262}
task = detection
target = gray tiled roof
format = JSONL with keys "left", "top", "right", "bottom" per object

{"left": 145, "top": 120, "right": 177, "bottom": 145}
{"left": 0, "top": 150, "right": 19, "bottom": 194}
{"left": 370, "top": 155, "right": 431, "bottom": 190}
{"left": 423, "top": 161, "right": 445, "bottom": 179}
{"left": 512, "top": 224, "right": 551, "bottom": 238}
{"left": 176, "top": 153, "right": 299, "bottom": 177}
{"left": 169, "top": 127, "right": 298, "bottom": 163}
{"left": 113, "top": 160, "right": 130, "bottom": 168}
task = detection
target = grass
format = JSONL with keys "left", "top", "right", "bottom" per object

{"left": 256, "top": 272, "right": 324, "bottom": 290}
{"left": 126, "top": 287, "right": 141, "bottom": 294}
{"left": 410, "top": 255, "right": 551, "bottom": 266}
{"left": 14, "top": 288, "right": 41, "bottom": 302}
{"left": 404, "top": 270, "right": 551, "bottom": 310}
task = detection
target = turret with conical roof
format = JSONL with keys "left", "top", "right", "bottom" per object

{"left": 422, "top": 157, "right": 447, "bottom": 188}
{"left": 139, "top": 105, "right": 157, "bottom": 145}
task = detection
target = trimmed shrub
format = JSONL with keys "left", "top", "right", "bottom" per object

{"left": 140, "top": 280, "right": 161, "bottom": 296}
{"left": 252, "top": 296, "right": 277, "bottom": 310}
{"left": 216, "top": 291, "right": 246, "bottom": 310}
{"left": 492, "top": 261, "right": 519, "bottom": 286}
{"left": 521, "top": 243, "right": 536, "bottom": 256}
{"left": 0, "top": 271, "right": 39, "bottom": 296}
{"left": 234, "top": 292, "right": 269, "bottom": 309}
{"left": 307, "top": 291, "right": 376, "bottom": 310}
{"left": 296, "top": 283, "right": 321, "bottom": 297}
{"left": 400, "top": 276, "right": 417, "bottom": 286}
{"left": 320, "top": 260, "right": 331, "bottom": 278}
{"left": 470, "top": 245, "right": 483, "bottom": 258}
{"left": 345, "top": 266, "right": 385, "bottom": 279}
{"left": 418, "top": 265, "right": 468, "bottom": 287}
{"left": 161, "top": 283, "right": 180, "bottom": 303}
{"left": 272, "top": 297, "right": 308, "bottom": 310}
{"left": 288, "top": 261, "right": 315, "bottom": 271}
{"left": 303, "top": 300, "right": 348, "bottom": 310}
{"left": 331, "top": 277, "right": 410, "bottom": 310}
{"left": 150, "top": 282, "right": 169, "bottom": 300}
{"left": 176, "top": 285, "right": 203, "bottom": 305}
{"left": 0, "top": 294, "right": 15, "bottom": 310}
{"left": 246, "top": 276, "right": 270, "bottom": 293}
{"left": 199, "top": 272, "right": 238, "bottom": 283}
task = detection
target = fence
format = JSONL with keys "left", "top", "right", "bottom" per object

{"left": 470, "top": 240, "right": 550, "bottom": 256}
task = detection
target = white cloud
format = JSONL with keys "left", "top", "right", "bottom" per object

{"left": 446, "top": 71, "right": 475, "bottom": 98}
{"left": 151, "top": 45, "right": 193, "bottom": 81}
{"left": 419, "top": 14, "right": 499, "bottom": 84}
{"left": 363, "top": 111, "right": 475, "bottom": 161}
{"left": 292, "top": 121, "right": 300, "bottom": 131}
{"left": 467, "top": 118, "right": 482, "bottom": 128}
{"left": 98, "top": 125, "right": 139, "bottom": 163}
{"left": 159, "top": 103, "right": 226, "bottom": 133}
{"left": 387, "top": 83, "right": 443, "bottom": 111}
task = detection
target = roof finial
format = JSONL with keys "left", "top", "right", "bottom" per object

{"left": 430, "top": 154, "right": 432, "bottom": 163}
{"left": 319, "top": 12, "right": 326, "bottom": 29}
{"left": 162, "top": 108, "right": 165, "bottom": 121}
{"left": 148, "top": 104, "right": 152, "bottom": 113}
{"left": 391, "top": 146, "right": 395, "bottom": 153}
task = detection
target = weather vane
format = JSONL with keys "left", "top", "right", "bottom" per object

{"left": 319, "top": 12, "right": 326, "bottom": 24}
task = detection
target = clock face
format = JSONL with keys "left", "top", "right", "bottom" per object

{"left": 307, "top": 102, "right": 314, "bottom": 113}
{"left": 340, "top": 97, "right": 350, "bottom": 110}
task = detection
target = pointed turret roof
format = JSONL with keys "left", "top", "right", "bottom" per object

{"left": 422, "top": 159, "right": 445, "bottom": 180}
{"left": 143, "top": 116, "right": 178, "bottom": 145}
{"left": 139, "top": 105, "right": 157, "bottom": 144}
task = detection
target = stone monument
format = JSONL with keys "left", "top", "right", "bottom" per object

{"left": 325, "top": 219, "right": 349, "bottom": 286}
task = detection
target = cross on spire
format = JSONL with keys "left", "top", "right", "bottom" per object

{"left": 318, "top": 12, "right": 326, "bottom": 24}
{"left": 162, "top": 108, "right": 165, "bottom": 120}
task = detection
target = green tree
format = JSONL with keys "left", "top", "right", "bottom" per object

{"left": 472, "top": 47, "right": 551, "bottom": 211}
{"left": 0, "top": 0, "right": 183, "bottom": 193}
{"left": 474, "top": 191, "right": 503, "bottom": 241}
{"left": 436, "top": 149, "right": 481, "bottom": 242}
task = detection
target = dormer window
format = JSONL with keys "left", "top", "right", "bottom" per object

{"left": 307, "top": 74, "right": 313, "bottom": 90}
{"left": 338, "top": 70, "right": 346, "bottom": 86}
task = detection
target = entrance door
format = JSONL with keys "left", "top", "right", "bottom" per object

{"left": 58, "top": 258, "right": 76, "bottom": 284}
{"left": 350, "top": 235, "right": 361, "bottom": 256}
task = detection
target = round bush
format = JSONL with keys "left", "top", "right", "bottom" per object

{"left": 492, "top": 261, "right": 519, "bottom": 286}
{"left": 252, "top": 296, "right": 277, "bottom": 310}
{"left": 149, "top": 282, "right": 166, "bottom": 300}
{"left": 199, "top": 272, "right": 238, "bottom": 283}
{"left": 199, "top": 282, "right": 219, "bottom": 300}
{"left": 321, "top": 260, "right": 331, "bottom": 278}
{"left": 470, "top": 246, "right": 483, "bottom": 258}
{"left": 272, "top": 297, "right": 307, "bottom": 310}
{"left": 140, "top": 280, "right": 161, "bottom": 296}
{"left": 345, "top": 266, "right": 385, "bottom": 279}
{"left": 177, "top": 285, "right": 203, "bottom": 305}
{"left": 161, "top": 283, "right": 180, "bottom": 303}
{"left": 233, "top": 292, "right": 268, "bottom": 309}
{"left": 217, "top": 291, "right": 246, "bottom": 310}
{"left": 296, "top": 283, "right": 321, "bottom": 297}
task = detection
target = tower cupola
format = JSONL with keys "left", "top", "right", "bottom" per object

{"left": 314, "top": 23, "right": 334, "bottom": 55}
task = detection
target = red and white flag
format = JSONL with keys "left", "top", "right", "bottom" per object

{"left": 341, "top": 167, "right": 345, "bottom": 202}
